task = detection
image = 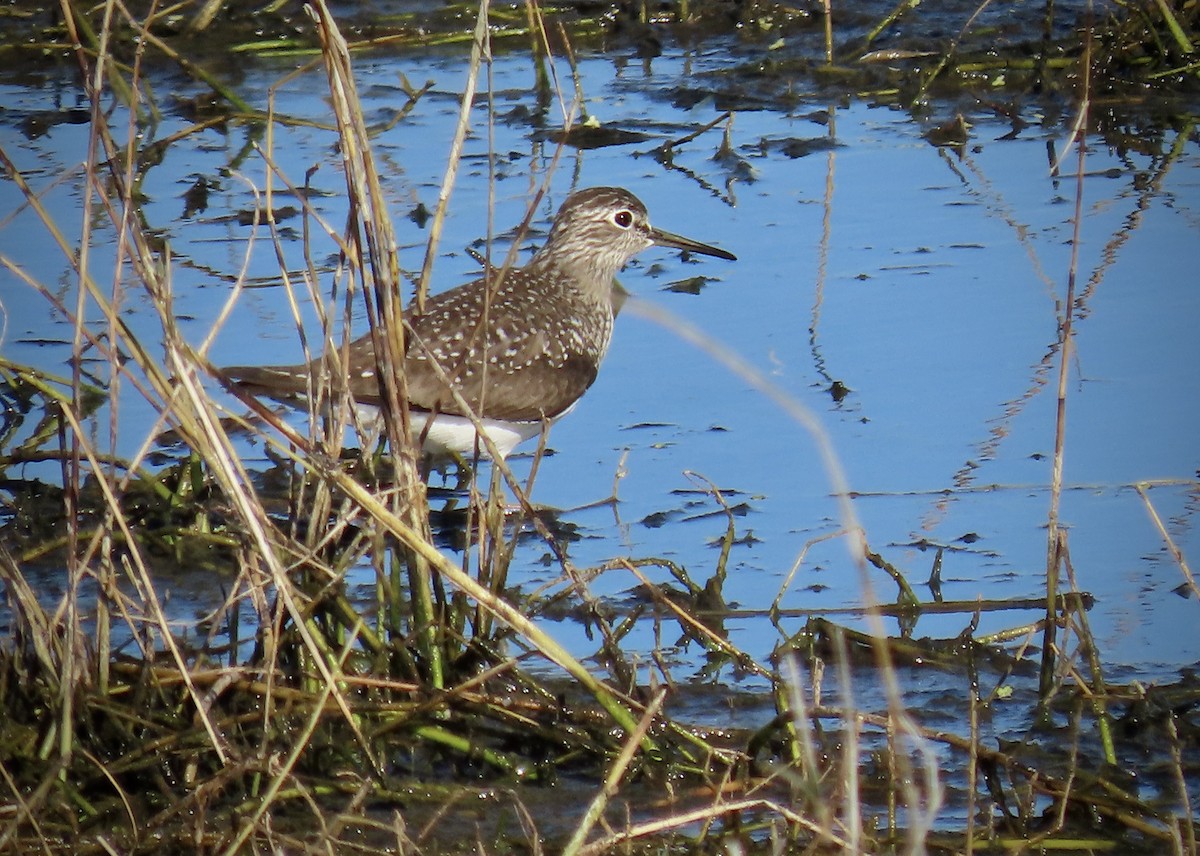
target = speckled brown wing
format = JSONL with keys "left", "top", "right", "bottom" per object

{"left": 400, "top": 269, "right": 611, "bottom": 422}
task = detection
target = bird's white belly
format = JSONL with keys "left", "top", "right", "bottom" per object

{"left": 357, "top": 405, "right": 563, "bottom": 460}
{"left": 412, "top": 411, "right": 544, "bottom": 460}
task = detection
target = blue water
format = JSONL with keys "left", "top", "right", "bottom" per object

{"left": 2, "top": 44, "right": 1198, "bottom": 694}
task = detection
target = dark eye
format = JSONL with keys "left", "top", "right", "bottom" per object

{"left": 613, "top": 209, "right": 633, "bottom": 228}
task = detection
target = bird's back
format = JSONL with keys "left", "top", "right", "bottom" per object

{"left": 225, "top": 265, "right": 615, "bottom": 425}
{"left": 401, "top": 265, "right": 614, "bottom": 422}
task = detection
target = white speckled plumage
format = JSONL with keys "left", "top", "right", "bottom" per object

{"left": 224, "top": 187, "right": 735, "bottom": 459}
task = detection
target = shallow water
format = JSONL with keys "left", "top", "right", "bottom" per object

{"left": 2, "top": 29, "right": 1198, "bottom": 715}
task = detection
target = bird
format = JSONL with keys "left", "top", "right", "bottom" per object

{"left": 223, "top": 186, "right": 736, "bottom": 460}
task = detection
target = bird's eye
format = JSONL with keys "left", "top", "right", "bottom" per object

{"left": 613, "top": 209, "right": 633, "bottom": 229}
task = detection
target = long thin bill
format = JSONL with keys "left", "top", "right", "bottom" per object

{"left": 650, "top": 226, "right": 737, "bottom": 261}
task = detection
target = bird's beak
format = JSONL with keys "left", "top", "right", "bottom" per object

{"left": 650, "top": 226, "right": 737, "bottom": 261}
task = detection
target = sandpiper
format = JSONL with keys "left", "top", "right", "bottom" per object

{"left": 224, "top": 186, "right": 736, "bottom": 459}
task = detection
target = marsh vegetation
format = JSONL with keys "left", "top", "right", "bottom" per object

{"left": 1, "top": 0, "right": 1198, "bottom": 852}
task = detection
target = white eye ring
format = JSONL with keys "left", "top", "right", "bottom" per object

{"left": 613, "top": 209, "right": 634, "bottom": 229}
